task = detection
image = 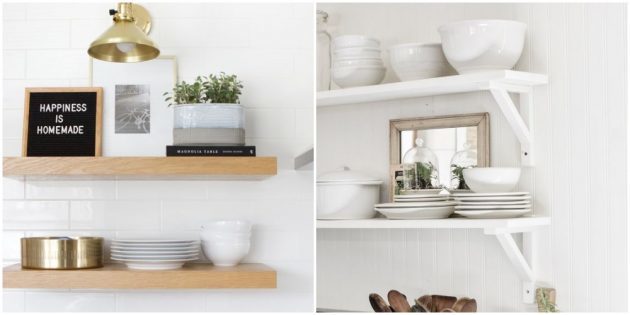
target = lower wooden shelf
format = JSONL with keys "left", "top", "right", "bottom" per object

{"left": 3, "top": 263, "right": 277, "bottom": 289}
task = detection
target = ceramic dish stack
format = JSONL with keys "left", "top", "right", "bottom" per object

{"left": 111, "top": 239, "right": 200, "bottom": 270}
{"left": 331, "top": 35, "right": 386, "bottom": 88}
{"left": 451, "top": 192, "right": 532, "bottom": 219}
{"left": 376, "top": 190, "right": 455, "bottom": 219}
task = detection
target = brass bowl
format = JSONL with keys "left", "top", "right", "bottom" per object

{"left": 21, "top": 237, "right": 104, "bottom": 269}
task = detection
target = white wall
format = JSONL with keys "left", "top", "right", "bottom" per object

{"left": 317, "top": 3, "right": 627, "bottom": 312}
{"left": 2, "top": 2, "right": 314, "bottom": 312}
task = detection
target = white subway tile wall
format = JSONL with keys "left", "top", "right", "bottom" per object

{"left": 2, "top": 2, "right": 314, "bottom": 312}
{"left": 317, "top": 2, "right": 627, "bottom": 313}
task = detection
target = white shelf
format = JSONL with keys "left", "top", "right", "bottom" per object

{"left": 317, "top": 70, "right": 548, "bottom": 166}
{"left": 317, "top": 70, "right": 547, "bottom": 107}
{"left": 318, "top": 216, "right": 550, "bottom": 303}
{"left": 316, "top": 217, "right": 550, "bottom": 233}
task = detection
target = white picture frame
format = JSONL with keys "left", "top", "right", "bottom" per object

{"left": 90, "top": 56, "right": 178, "bottom": 156}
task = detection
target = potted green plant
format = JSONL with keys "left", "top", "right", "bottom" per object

{"left": 164, "top": 73, "right": 245, "bottom": 146}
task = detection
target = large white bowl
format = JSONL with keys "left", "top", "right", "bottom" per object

{"left": 202, "top": 240, "right": 250, "bottom": 267}
{"left": 317, "top": 169, "right": 382, "bottom": 219}
{"left": 462, "top": 167, "right": 521, "bottom": 193}
{"left": 332, "top": 66, "right": 386, "bottom": 88}
{"left": 389, "top": 43, "right": 455, "bottom": 81}
{"left": 333, "top": 35, "right": 380, "bottom": 49}
{"left": 334, "top": 47, "right": 382, "bottom": 60}
{"left": 438, "top": 20, "right": 526, "bottom": 74}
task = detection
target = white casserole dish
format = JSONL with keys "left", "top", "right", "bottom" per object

{"left": 317, "top": 168, "right": 382, "bottom": 220}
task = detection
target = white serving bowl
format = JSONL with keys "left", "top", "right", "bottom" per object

{"left": 438, "top": 20, "right": 527, "bottom": 74}
{"left": 202, "top": 240, "right": 250, "bottom": 267}
{"left": 333, "top": 35, "right": 380, "bottom": 49}
{"left": 389, "top": 43, "right": 455, "bottom": 81}
{"left": 317, "top": 168, "right": 382, "bottom": 219}
{"left": 334, "top": 47, "right": 382, "bottom": 60}
{"left": 333, "top": 59, "right": 383, "bottom": 68}
{"left": 332, "top": 66, "right": 386, "bottom": 88}
{"left": 201, "top": 220, "right": 251, "bottom": 233}
{"left": 462, "top": 167, "right": 521, "bottom": 193}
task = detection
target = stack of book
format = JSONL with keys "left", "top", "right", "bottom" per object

{"left": 166, "top": 145, "right": 256, "bottom": 157}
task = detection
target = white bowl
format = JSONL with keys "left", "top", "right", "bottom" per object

{"left": 389, "top": 43, "right": 455, "bottom": 81}
{"left": 332, "top": 66, "right": 386, "bottom": 88}
{"left": 334, "top": 47, "right": 382, "bottom": 59}
{"left": 201, "top": 220, "right": 251, "bottom": 233}
{"left": 462, "top": 167, "right": 521, "bottom": 193}
{"left": 333, "top": 59, "right": 383, "bottom": 68}
{"left": 438, "top": 20, "right": 526, "bottom": 74}
{"left": 333, "top": 35, "right": 380, "bottom": 49}
{"left": 201, "top": 241, "right": 250, "bottom": 267}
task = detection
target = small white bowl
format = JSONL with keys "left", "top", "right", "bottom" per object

{"left": 333, "top": 35, "right": 380, "bottom": 49}
{"left": 438, "top": 19, "right": 526, "bottom": 74}
{"left": 334, "top": 47, "right": 382, "bottom": 59}
{"left": 333, "top": 59, "right": 383, "bottom": 68}
{"left": 202, "top": 241, "right": 250, "bottom": 267}
{"left": 389, "top": 43, "right": 455, "bottom": 81}
{"left": 201, "top": 220, "right": 251, "bottom": 233}
{"left": 462, "top": 167, "right": 521, "bottom": 193}
{"left": 332, "top": 66, "right": 386, "bottom": 88}
{"left": 202, "top": 234, "right": 251, "bottom": 242}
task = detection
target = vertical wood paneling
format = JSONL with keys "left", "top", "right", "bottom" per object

{"left": 317, "top": 3, "right": 627, "bottom": 312}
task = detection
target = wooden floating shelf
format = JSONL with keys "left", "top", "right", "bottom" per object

{"left": 3, "top": 156, "right": 277, "bottom": 177}
{"left": 317, "top": 217, "right": 550, "bottom": 234}
{"left": 3, "top": 263, "right": 276, "bottom": 289}
{"left": 317, "top": 70, "right": 548, "bottom": 107}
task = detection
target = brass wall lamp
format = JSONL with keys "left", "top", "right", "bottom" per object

{"left": 88, "top": 2, "right": 159, "bottom": 62}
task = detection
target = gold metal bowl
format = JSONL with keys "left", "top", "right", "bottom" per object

{"left": 21, "top": 237, "right": 104, "bottom": 269}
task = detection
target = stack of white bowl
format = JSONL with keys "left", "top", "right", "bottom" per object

{"left": 200, "top": 220, "right": 251, "bottom": 267}
{"left": 331, "top": 35, "right": 386, "bottom": 88}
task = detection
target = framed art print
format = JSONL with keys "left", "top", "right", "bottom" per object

{"left": 90, "top": 56, "right": 178, "bottom": 156}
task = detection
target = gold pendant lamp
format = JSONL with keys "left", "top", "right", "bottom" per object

{"left": 88, "top": 3, "right": 159, "bottom": 63}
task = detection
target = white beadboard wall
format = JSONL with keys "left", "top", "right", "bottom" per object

{"left": 317, "top": 3, "right": 627, "bottom": 312}
{"left": 2, "top": 2, "right": 314, "bottom": 312}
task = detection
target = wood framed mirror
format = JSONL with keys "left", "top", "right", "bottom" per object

{"left": 389, "top": 113, "right": 490, "bottom": 201}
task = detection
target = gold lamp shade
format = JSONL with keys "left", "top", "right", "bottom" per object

{"left": 88, "top": 3, "right": 159, "bottom": 62}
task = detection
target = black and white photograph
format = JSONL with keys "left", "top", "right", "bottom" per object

{"left": 115, "top": 84, "right": 150, "bottom": 134}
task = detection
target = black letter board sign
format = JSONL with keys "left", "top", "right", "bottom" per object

{"left": 22, "top": 87, "right": 103, "bottom": 156}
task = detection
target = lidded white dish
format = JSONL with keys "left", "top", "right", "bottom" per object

{"left": 317, "top": 167, "right": 382, "bottom": 220}
{"left": 402, "top": 138, "right": 440, "bottom": 191}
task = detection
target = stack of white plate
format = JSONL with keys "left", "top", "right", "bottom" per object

{"left": 452, "top": 192, "right": 532, "bottom": 219}
{"left": 111, "top": 239, "right": 200, "bottom": 270}
{"left": 376, "top": 191, "right": 456, "bottom": 220}
{"left": 332, "top": 35, "right": 386, "bottom": 88}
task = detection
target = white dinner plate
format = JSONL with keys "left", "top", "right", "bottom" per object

{"left": 121, "top": 262, "right": 186, "bottom": 270}
{"left": 111, "top": 249, "right": 199, "bottom": 255}
{"left": 113, "top": 239, "right": 199, "bottom": 244}
{"left": 399, "top": 189, "right": 445, "bottom": 195}
{"left": 111, "top": 254, "right": 199, "bottom": 261}
{"left": 453, "top": 196, "right": 532, "bottom": 202}
{"left": 377, "top": 206, "right": 453, "bottom": 219}
{"left": 112, "top": 257, "right": 199, "bottom": 264}
{"left": 454, "top": 209, "right": 531, "bottom": 219}
{"left": 395, "top": 196, "right": 450, "bottom": 201}
{"left": 395, "top": 194, "right": 449, "bottom": 199}
{"left": 375, "top": 201, "right": 456, "bottom": 208}
{"left": 456, "top": 200, "right": 531, "bottom": 206}
{"left": 451, "top": 192, "right": 530, "bottom": 197}
{"left": 111, "top": 245, "right": 200, "bottom": 251}
{"left": 455, "top": 204, "right": 532, "bottom": 210}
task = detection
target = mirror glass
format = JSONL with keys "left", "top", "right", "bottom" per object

{"left": 400, "top": 127, "right": 478, "bottom": 187}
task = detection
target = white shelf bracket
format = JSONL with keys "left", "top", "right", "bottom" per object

{"left": 484, "top": 227, "right": 537, "bottom": 304}
{"left": 487, "top": 82, "right": 535, "bottom": 166}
